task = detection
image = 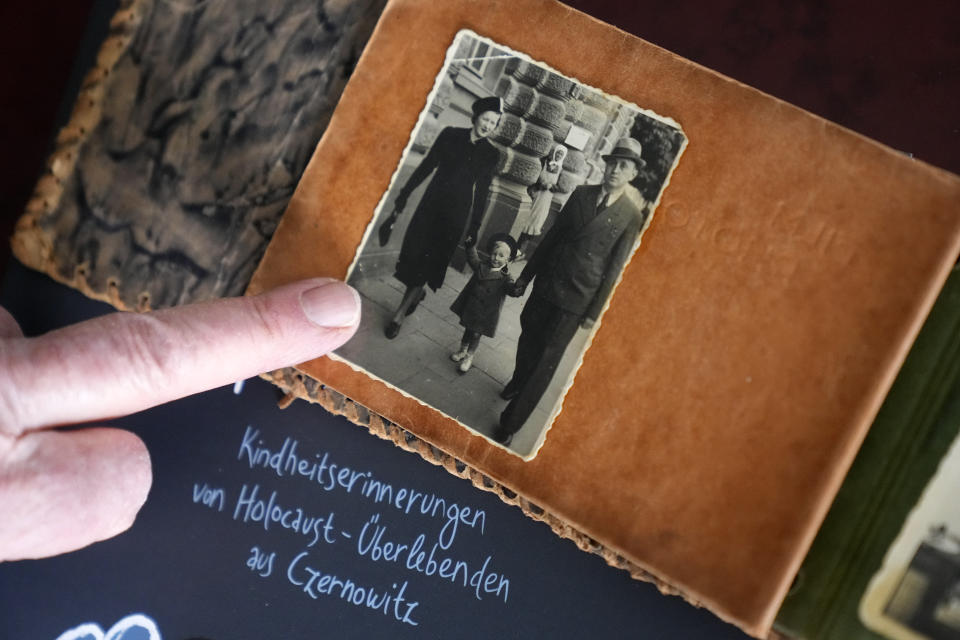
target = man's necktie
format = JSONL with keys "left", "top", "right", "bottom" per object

{"left": 597, "top": 194, "right": 609, "bottom": 214}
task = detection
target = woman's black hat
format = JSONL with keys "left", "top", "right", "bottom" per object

{"left": 471, "top": 96, "right": 503, "bottom": 118}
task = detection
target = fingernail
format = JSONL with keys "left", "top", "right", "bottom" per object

{"left": 299, "top": 281, "right": 361, "bottom": 328}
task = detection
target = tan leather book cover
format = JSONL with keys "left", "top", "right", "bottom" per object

{"left": 246, "top": 0, "right": 960, "bottom": 635}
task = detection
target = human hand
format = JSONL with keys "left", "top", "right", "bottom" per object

{"left": 378, "top": 209, "right": 399, "bottom": 247}
{"left": 510, "top": 278, "right": 528, "bottom": 297}
{"left": 0, "top": 278, "right": 360, "bottom": 562}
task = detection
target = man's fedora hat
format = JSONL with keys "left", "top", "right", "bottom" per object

{"left": 602, "top": 137, "right": 646, "bottom": 168}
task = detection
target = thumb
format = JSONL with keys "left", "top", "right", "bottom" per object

{"left": 0, "top": 427, "right": 151, "bottom": 561}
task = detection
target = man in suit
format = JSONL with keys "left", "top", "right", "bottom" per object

{"left": 493, "top": 137, "right": 647, "bottom": 446}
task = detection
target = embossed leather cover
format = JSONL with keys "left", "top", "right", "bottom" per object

{"left": 12, "top": 0, "right": 386, "bottom": 310}
{"left": 246, "top": 0, "right": 960, "bottom": 634}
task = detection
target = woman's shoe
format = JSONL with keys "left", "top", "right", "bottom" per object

{"left": 492, "top": 427, "right": 513, "bottom": 447}
{"left": 458, "top": 354, "right": 474, "bottom": 374}
{"left": 450, "top": 348, "right": 468, "bottom": 362}
{"left": 384, "top": 320, "right": 401, "bottom": 339}
{"left": 405, "top": 288, "right": 426, "bottom": 316}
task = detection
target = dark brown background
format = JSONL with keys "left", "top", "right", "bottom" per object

{"left": 2, "top": 1, "right": 957, "bottom": 279}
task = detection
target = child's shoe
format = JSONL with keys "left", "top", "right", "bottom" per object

{"left": 458, "top": 353, "right": 474, "bottom": 374}
{"left": 450, "top": 347, "right": 468, "bottom": 362}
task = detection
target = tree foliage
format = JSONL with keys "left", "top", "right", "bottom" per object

{"left": 630, "top": 113, "right": 686, "bottom": 203}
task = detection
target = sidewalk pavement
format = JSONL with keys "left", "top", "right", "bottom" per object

{"left": 337, "top": 261, "right": 590, "bottom": 457}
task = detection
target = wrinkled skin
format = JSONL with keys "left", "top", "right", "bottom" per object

{"left": 0, "top": 278, "right": 360, "bottom": 561}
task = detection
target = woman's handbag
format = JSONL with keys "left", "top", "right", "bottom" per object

{"left": 378, "top": 209, "right": 400, "bottom": 246}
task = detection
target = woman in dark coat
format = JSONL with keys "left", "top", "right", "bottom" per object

{"left": 382, "top": 96, "right": 502, "bottom": 339}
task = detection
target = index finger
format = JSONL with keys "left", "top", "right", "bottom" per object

{"left": 0, "top": 278, "right": 360, "bottom": 435}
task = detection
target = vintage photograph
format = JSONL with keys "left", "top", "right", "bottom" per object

{"left": 861, "top": 433, "right": 960, "bottom": 640}
{"left": 335, "top": 30, "right": 686, "bottom": 457}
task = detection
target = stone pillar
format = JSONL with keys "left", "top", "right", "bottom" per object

{"left": 478, "top": 61, "right": 572, "bottom": 245}
{"left": 482, "top": 59, "right": 635, "bottom": 244}
{"left": 481, "top": 178, "right": 529, "bottom": 244}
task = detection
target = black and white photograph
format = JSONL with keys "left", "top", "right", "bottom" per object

{"left": 861, "top": 434, "right": 960, "bottom": 640}
{"left": 335, "top": 30, "right": 686, "bottom": 457}
{"left": 881, "top": 529, "right": 960, "bottom": 639}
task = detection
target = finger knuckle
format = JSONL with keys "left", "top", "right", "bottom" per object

{"left": 246, "top": 294, "right": 285, "bottom": 343}
{"left": 111, "top": 313, "right": 180, "bottom": 392}
{"left": 0, "top": 357, "right": 22, "bottom": 435}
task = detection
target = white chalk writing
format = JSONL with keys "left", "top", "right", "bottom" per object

{"left": 191, "top": 483, "right": 225, "bottom": 512}
{"left": 237, "top": 426, "right": 485, "bottom": 548}
{"left": 247, "top": 546, "right": 275, "bottom": 578}
{"left": 233, "top": 484, "right": 336, "bottom": 548}
{"left": 186, "top": 423, "right": 513, "bottom": 629}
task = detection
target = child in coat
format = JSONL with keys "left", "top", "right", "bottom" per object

{"left": 450, "top": 233, "right": 518, "bottom": 373}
